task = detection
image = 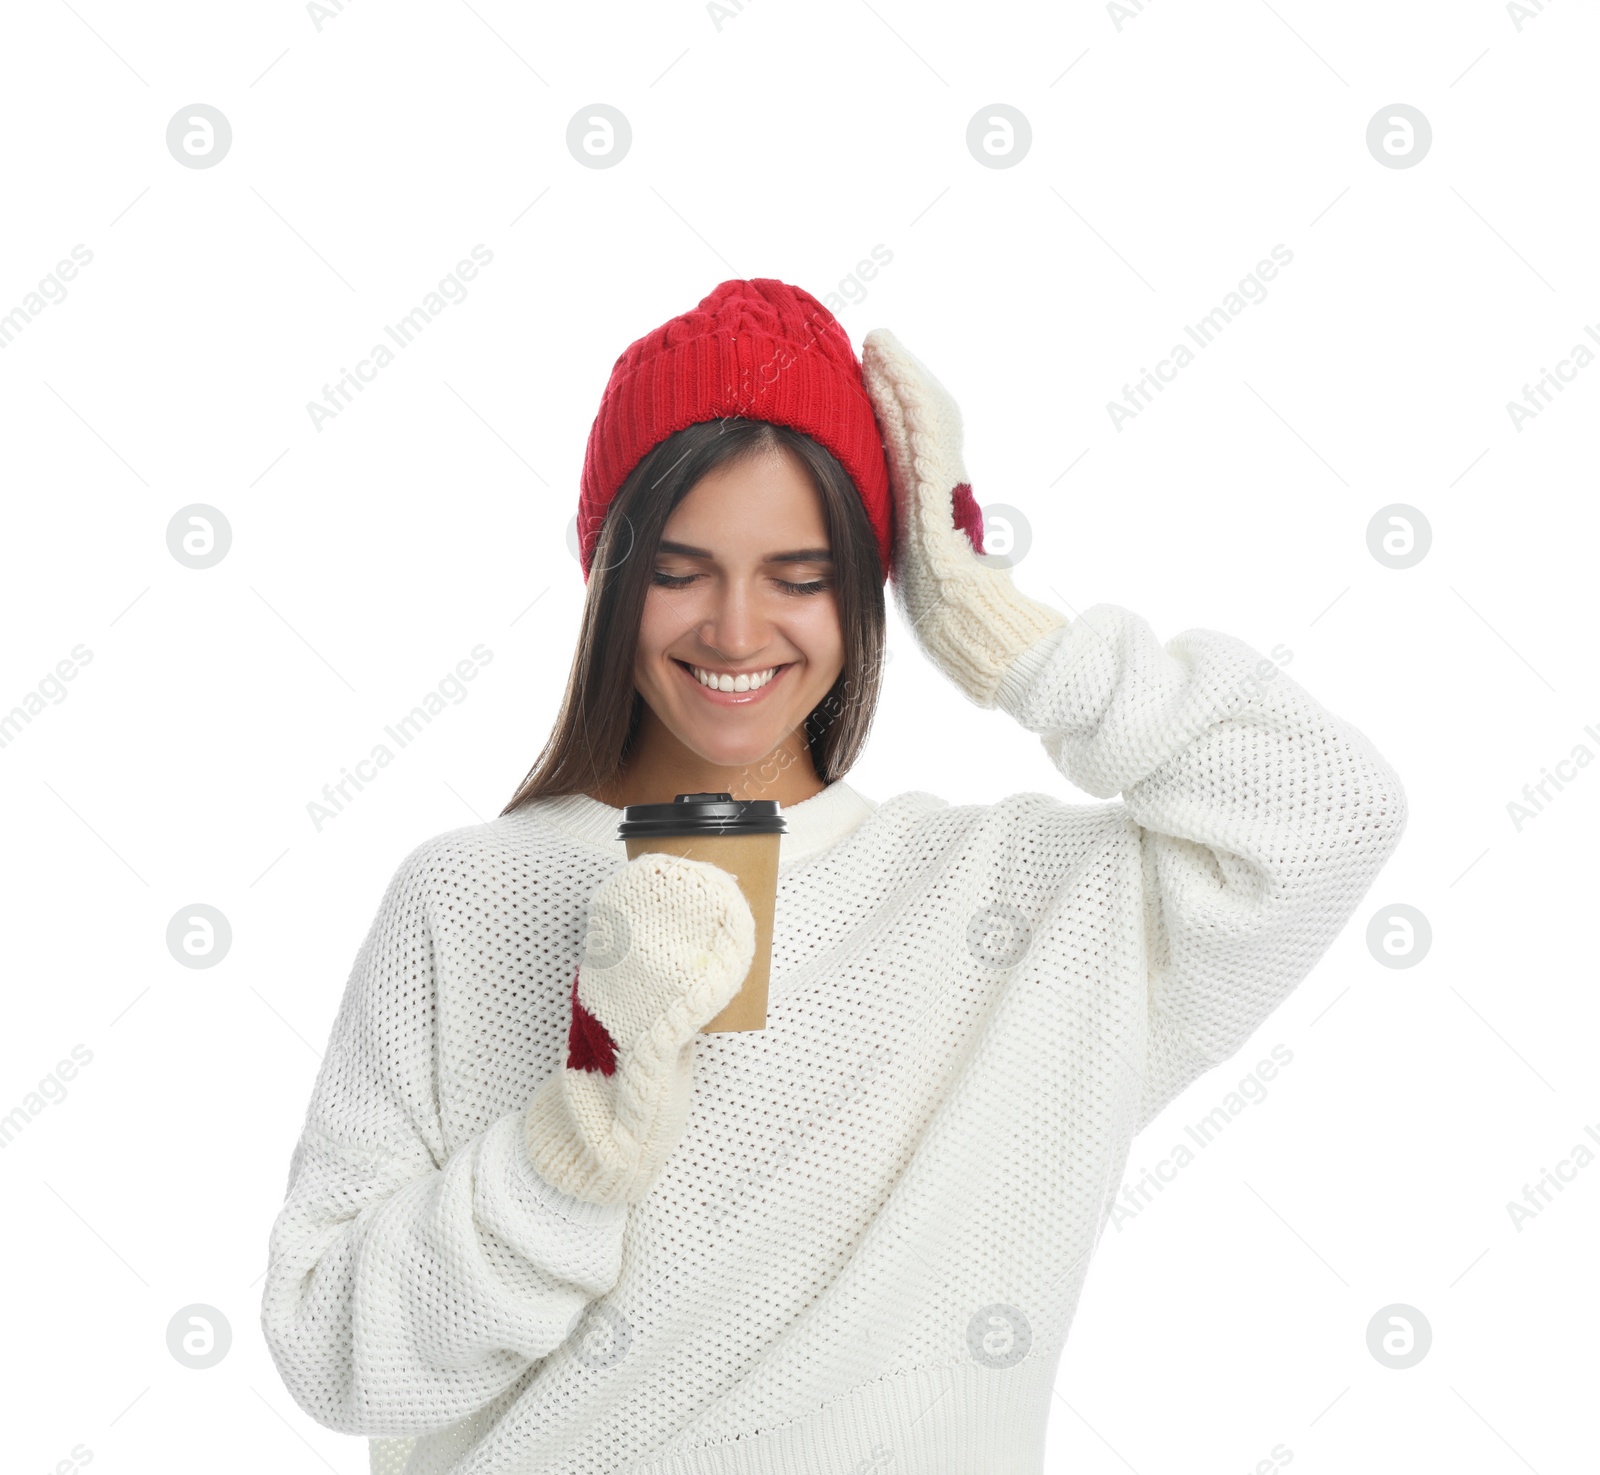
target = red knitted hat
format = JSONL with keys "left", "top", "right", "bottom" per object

{"left": 577, "top": 278, "right": 892, "bottom": 581}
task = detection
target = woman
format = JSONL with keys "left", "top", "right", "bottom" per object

{"left": 261, "top": 279, "right": 1407, "bottom": 1474}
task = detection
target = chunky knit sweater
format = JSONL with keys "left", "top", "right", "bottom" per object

{"left": 260, "top": 603, "right": 1406, "bottom": 1475}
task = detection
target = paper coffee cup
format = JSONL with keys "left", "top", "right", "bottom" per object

{"left": 617, "top": 792, "right": 786, "bottom": 1033}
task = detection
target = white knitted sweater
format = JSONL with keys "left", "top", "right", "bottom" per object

{"left": 261, "top": 603, "right": 1406, "bottom": 1475}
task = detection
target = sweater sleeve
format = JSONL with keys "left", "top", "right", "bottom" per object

{"left": 259, "top": 841, "right": 628, "bottom": 1438}
{"left": 993, "top": 604, "right": 1408, "bottom": 1136}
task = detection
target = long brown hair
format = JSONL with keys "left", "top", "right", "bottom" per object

{"left": 500, "top": 418, "right": 887, "bottom": 813}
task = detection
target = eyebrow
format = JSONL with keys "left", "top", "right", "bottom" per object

{"left": 656, "top": 540, "right": 833, "bottom": 564}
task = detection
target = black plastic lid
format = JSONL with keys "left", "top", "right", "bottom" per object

{"left": 616, "top": 791, "right": 787, "bottom": 840}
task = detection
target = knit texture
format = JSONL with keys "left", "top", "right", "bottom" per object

{"left": 524, "top": 851, "right": 756, "bottom": 1207}
{"left": 860, "top": 327, "right": 1069, "bottom": 708}
{"left": 261, "top": 604, "right": 1406, "bottom": 1474}
{"left": 577, "top": 279, "right": 894, "bottom": 579}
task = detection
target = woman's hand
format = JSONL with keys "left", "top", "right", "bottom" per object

{"left": 861, "top": 327, "right": 1066, "bottom": 707}
{"left": 525, "top": 851, "right": 755, "bottom": 1207}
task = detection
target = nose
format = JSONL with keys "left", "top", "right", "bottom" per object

{"left": 697, "top": 574, "right": 770, "bottom": 664}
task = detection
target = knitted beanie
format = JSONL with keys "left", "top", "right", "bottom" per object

{"left": 577, "top": 279, "right": 893, "bottom": 581}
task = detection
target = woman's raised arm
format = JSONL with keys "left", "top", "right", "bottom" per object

{"left": 991, "top": 605, "right": 1407, "bottom": 1131}
{"left": 862, "top": 327, "right": 1408, "bottom": 1135}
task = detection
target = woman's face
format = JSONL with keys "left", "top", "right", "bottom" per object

{"left": 633, "top": 448, "right": 845, "bottom": 771}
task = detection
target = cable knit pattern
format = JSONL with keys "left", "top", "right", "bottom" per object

{"left": 524, "top": 852, "right": 756, "bottom": 1207}
{"left": 861, "top": 327, "right": 1068, "bottom": 708}
{"left": 261, "top": 605, "right": 1405, "bottom": 1474}
{"left": 578, "top": 279, "right": 893, "bottom": 577}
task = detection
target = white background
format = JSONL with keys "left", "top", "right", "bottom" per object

{"left": 2, "top": 1, "right": 1596, "bottom": 1471}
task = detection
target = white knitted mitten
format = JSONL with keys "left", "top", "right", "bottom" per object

{"left": 524, "top": 851, "right": 756, "bottom": 1207}
{"left": 861, "top": 327, "right": 1067, "bottom": 708}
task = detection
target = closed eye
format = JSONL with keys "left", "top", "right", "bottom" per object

{"left": 650, "top": 570, "right": 831, "bottom": 595}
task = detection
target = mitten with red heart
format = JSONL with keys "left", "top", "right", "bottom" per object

{"left": 861, "top": 327, "right": 1066, "bottom": 708}
{"left": 524, "top": 851, "right": 755, "bottom": 1207}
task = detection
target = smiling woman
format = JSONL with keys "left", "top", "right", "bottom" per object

{"left": 501, "top": 415, "right": 886, "bottom": 810}
{"left": 262, "top": 279, "right": 1406, "bottom": 1475}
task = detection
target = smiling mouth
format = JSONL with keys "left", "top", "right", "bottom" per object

{"left": 673, "top": 658, "right": 792, "bottom": 703}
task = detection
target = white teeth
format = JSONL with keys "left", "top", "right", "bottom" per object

{"left": 691, "top": 664, "right": 777, "bottom": 692}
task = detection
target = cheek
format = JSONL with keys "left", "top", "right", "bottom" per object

{"left": 631, "top": 601, "right": 674, "bottom": 693}
{"left": 792, "top": 597, "right": 845, "bottom": 672}
{"left": 635, "top": 593, "right": 681, "bottom": 664}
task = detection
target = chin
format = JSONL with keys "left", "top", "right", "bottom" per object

{"left": 679, "top": 725, "right": 791, "bottom": 769}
